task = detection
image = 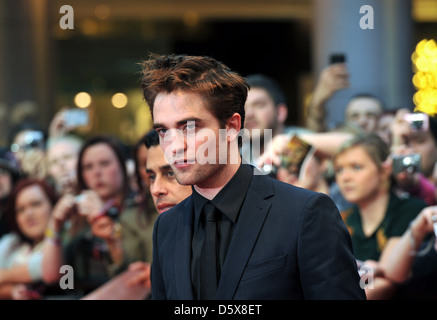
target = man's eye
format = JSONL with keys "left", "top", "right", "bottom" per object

{"left": 184, "top": 122, "right": 197, "bottom": 132}
{"left": 167, "top": 171, "right": 175, "bottom": 178}
{"left": 156, "top": 129, "right": 167, "bottom": 137}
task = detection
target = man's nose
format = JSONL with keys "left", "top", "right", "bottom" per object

{"left": 168, "top": 129, "right": 186, "bottom": 157}
{"left": 151, "top": 176, "right": 167, "bottom": 197}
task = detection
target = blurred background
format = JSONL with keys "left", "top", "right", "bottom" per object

{"left": 0, "top": 0, "right": 436, "bottom": 146}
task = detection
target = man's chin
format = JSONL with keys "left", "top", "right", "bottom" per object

{"left": 174, "top": 170, "right": 200, "bottom": 186}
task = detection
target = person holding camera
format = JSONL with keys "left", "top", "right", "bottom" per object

{"left": 42, "top": 135, "right": 153, "bottom": 297}
{"left": 389, "top": 108, "right": 437, "bottom": 206}
{"left": 333, "top": 133, "right": 428, "bottom": 299}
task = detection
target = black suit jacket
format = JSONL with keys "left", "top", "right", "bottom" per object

{"left": 151, "top": 166, "right": 366, "bottom": 300}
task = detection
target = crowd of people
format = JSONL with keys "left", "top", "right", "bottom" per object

{"left": 0, "top": 53, "right": 436, "bottom": 300}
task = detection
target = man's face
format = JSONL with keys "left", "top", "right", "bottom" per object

{"left": 46, "top": 141, "right": 79, "bottom": 192}
{"left": 146, "top": 145, "right": 192, "bottom": 214}
{"left": 153, "top": 90, "right": 238, "bottom": 189}
{"left": 244, "top": 87, "right": 278, "bottom": 140}
{"left": 407, "top": 130, "right": 437, "bottom": 178}
{"left": 345, "top": 97, "right": 383, "bottom": 132}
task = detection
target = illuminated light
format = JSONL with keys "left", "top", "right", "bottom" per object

{"left": 94, "top": 5, "right": 110, "bottom": 20}
{"left": 413, "top": 72, "right": 427, "bottom": 89}
{"left": 74, "top": 92, "right": 92, "bottom": 108}
{"left": 80, "top": 19, "right": 99, "bottom": 36}
{"left": 411, "top": 51, "right": 418, "bottom": 64}
{"left": 424, "top": 39, "right": 437, "bottom": 55}
{"left": 415, "top": 39, "right": 428, "bottom": 56}
{"left": 427, "top": 74, "right": 435, "bottom": 88}
{"left": 183, "top": 10, "right": 199, "bottom": 27}
{"left": 416, "top": 56, "right": 430, "bottom": 72}
{"left": 412, "top": 39, "right": 437, "bottom": 116}
{"left": 111, "top": 93, "right": 128, "bottom": 108}
{"left": 413, "top": 91, "right": 422, "bottom": 104}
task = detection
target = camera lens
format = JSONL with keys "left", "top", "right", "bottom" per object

{"left": 412, "top": 120, "right": 423, "bottom": 130}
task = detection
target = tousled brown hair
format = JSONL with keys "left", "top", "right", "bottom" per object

{"left": 140, "top": 53, "right": 249, "bottom": 129}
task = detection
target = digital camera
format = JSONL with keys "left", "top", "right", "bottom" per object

{"left": 392, "top": 154, "right": 421, "bottom": 175}
{"left": 404, "top": 113, "right": 429, "bottom": 132}
{"left": 13, "top": 130, "right": 45, "bottom": 152}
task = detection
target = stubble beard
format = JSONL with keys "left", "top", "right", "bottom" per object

{"left": 173, "top": 162, "right": 225, "bottom": 188}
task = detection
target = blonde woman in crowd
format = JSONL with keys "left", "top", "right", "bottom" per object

{"left": 333, "top": 133, "right": 427, "bottom": 299}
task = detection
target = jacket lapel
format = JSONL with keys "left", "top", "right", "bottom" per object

{"left": 216, "top": 174, "right": 273, "bottom": 299}
{"left": 175, "top": 197, "right": 195, "bottom": 299}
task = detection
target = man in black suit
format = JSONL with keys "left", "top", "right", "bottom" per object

{"left": 140, "top": 53, "right": 366, "bottom": 300}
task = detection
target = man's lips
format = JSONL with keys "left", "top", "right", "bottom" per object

{"left": 173, "top": 160, "right": 194, "bottom": 168}
{"left": 156, "top": 203, "right": 175, "bottom": 213}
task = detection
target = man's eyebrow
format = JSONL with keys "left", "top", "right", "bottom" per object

{"left": 153, "top": 118, "right": 202, "bottom": 130}
{"left": 146, "top": 165, "right": 172, "bottom": 173}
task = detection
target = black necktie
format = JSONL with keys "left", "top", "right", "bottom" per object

{"left": 199, "top": 202, "right": 219, "bottom": 300}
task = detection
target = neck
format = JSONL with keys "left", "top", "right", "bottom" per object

{"left": 194, "top": 158, "right": 241, "bottom": 200}
{"left": 358, "top": 189, "right": 390, "bottom": 236}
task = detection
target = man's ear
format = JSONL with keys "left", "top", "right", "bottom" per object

{"left": 226, "top": 113, "right": 242, "bottom": 143}
{"left": 276, "top": 103, "right": 288, "bottom": 124}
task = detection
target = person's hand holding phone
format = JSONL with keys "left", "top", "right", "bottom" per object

{"left": 311, "top": 54, "right": 350, "bottom": 109}
{"left": 49, "top": 107, "right": 90, "bottom": 138}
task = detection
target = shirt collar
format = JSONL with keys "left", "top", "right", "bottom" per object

{"left": 192, "top": 164, "right": 253, "bottom": 223}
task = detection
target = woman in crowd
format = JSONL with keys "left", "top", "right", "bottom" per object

{"left": 0, "top": 179, "right": 57, "bottom": 299}
{"left": 42, "top": 135, "right": 155, "bottom": 297}
{"left": 333, "top": 133, "right": 427, "bottom": 299}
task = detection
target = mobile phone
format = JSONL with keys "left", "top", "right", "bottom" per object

{"left": 329, "top": 53, "right": 346, "bottom": 64}
{"left": 404, "top": 113, "right": 429, "bottom": 132}
{"left": 392, "top": 154, "right": 421, "bottom": 175}
{"left": 280, "top": 135, "right": 314, "bottom": 177}
{"left": 64, "top": 108, "right": 89, "bottom": 128}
